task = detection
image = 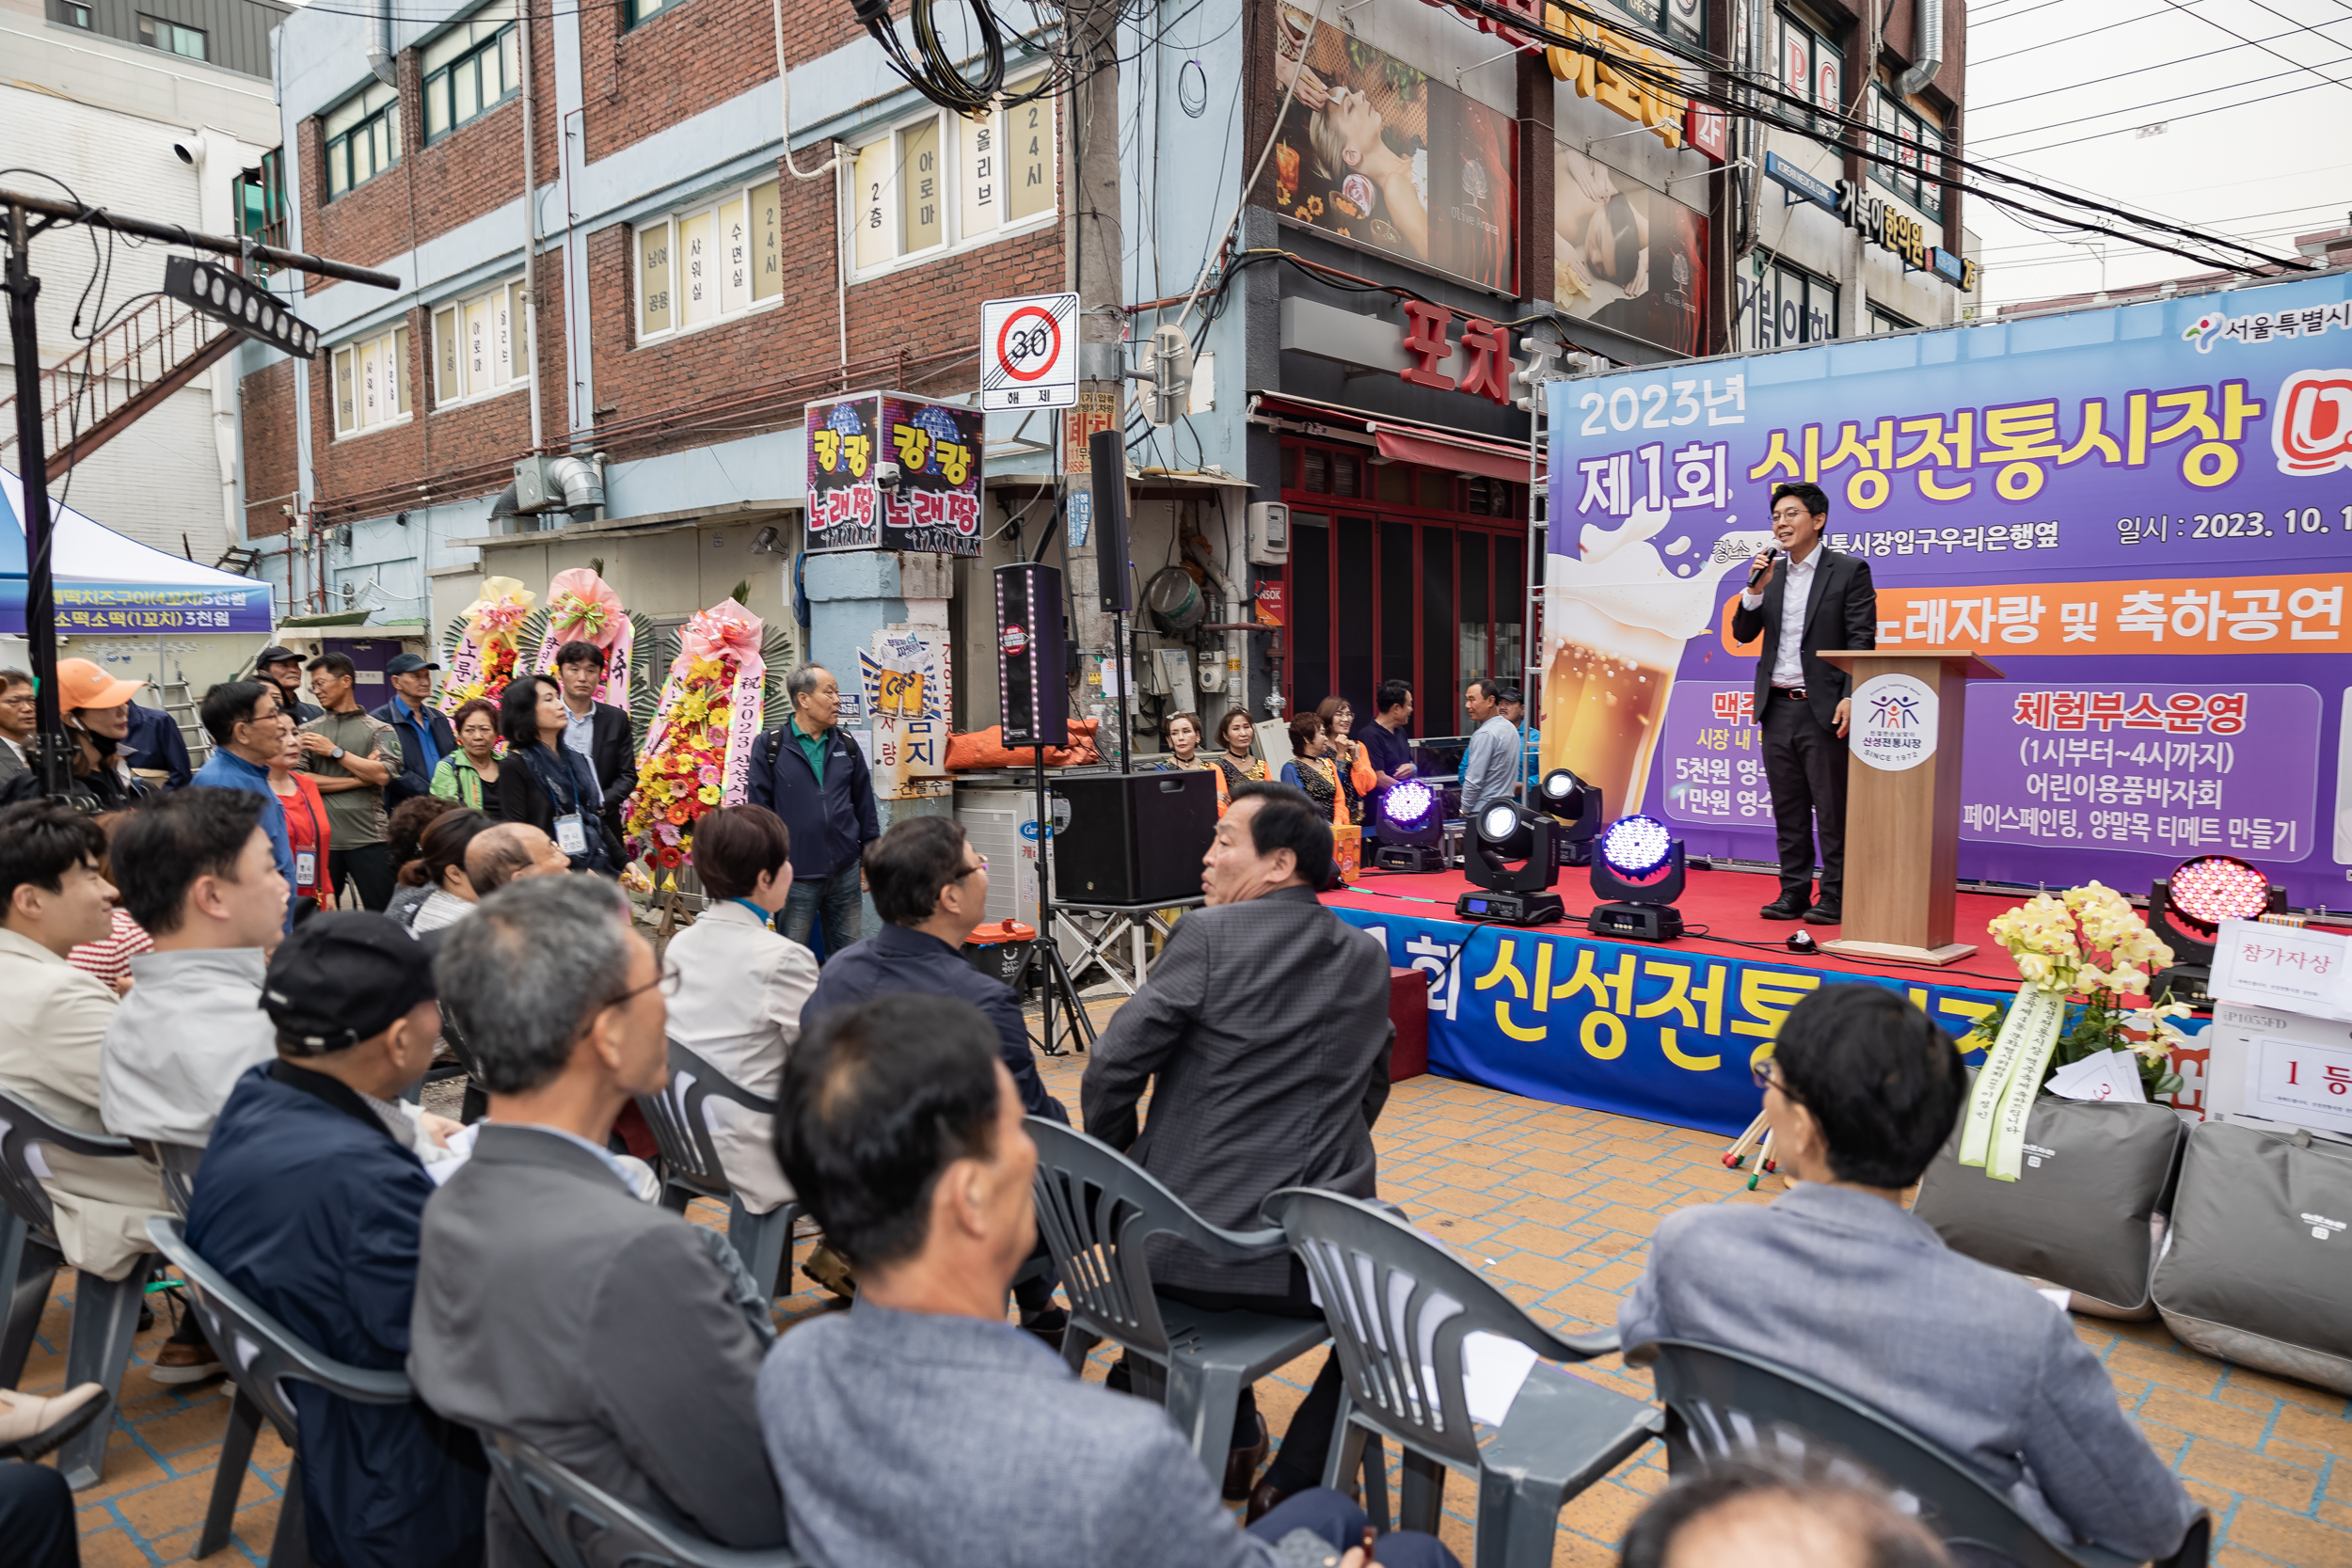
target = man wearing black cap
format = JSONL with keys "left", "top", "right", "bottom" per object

{"left": 372, "top": 652, "right": 456, "bottom": 812}
{"left": 186, "top": 912, "right": 485, "bottom": 1568}
{"left": 256, "top": 644, "right": 325, "bottom": 723}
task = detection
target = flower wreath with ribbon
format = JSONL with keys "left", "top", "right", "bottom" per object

{"left": 623, "top": 598, "right": 767, "bottom": 869}
{"left": 532, "top": 567, "right": 637, "bottom": 711}
{"left": 437, "top": 577, "right": 538, "bottom": 716}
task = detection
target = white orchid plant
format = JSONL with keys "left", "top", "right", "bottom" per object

{"left": 1969, "top": 882, "right": 2187, "bottom": 1098}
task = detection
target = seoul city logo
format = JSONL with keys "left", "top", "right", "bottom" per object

{"left": 2275, "top": 370, "right": 2352, "bottom": 477}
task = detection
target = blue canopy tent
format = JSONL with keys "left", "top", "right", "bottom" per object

{"left": 2, "top": 467, "right": 275, "bottom": 636}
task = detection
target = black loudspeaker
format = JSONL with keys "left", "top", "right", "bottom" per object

{"left": 995, "top": 562, "right": 1069, "bottom": 747}
{"left": 1051, "top": 770, "right": 1216, "bottom": 906}
{"left": 1089, "top": 428, "right": 1133, "bottom": 613}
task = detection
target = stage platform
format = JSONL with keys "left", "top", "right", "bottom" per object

{"left": 1316, "top": 864, "right": 2074, "bottom": 1140}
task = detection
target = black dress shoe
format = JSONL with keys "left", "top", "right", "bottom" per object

{"left": 1759, "top": 896, "right": 1811, "bottom": 920}
{"left": 1224, "top": 1410, "right": 1269, "bottom": 1500}
{"left": 1019, "top": 1306, "right": 1069, "bottom": 1350}
{"left": 1245, "top": 1478, "right": 1294, "bottom": 1525}
{"left": 1803, "top": 902, "right": 1842, "bottom": 925}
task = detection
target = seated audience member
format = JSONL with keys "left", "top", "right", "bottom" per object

{"left": 382, "top": 795, "right": 458, "bottom": 927}
{"left": 764, "top": 994, "right": 1458, "bottom": 1568}
{"left": 1082, "top": 781, "right": 1391, "bottom": 1512}
{"left": 405, "top": 810, "right": 493, "bottom": 935}
{"left": 463, "top": 820, "right": 571, "bottom": 898}
{"left": 1619, "top": 984, "right": 2201, "bottom": 1563}
{"left": 101, "top": 788, "right": 291, "bottom": 1151}
{"left": 188, "top": 913, "right": 485, "bottom": 1568}
{"left": 0, "top": 802, "right": 173, "bottom": 1290}
{"left": 4, "top": 658, "right": 155, "bottom": 810}
{"left": 804, "top": 815, "right": 1067, "bottom": 1327}
{"left": 2, "top": 1401, "right": 115, "bottom": 1568}
{"left": 67, "top": 811, "right": 152, "bottom": 996}
{"left": 0, "top": 668, "right": 34, "bottom": 788}
{"left": 1618, "top": 1454, "right": 1951, "bottom": 1568}
{"left": 661, "top": 806, "right": 817, "bottom": 1230}
{"left": 410, "top": 877, "right": 786, "bottom": 1564}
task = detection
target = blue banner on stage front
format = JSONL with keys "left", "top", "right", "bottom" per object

{"left": 1332, "top": 906, "right": 2016, "bottom": 1137}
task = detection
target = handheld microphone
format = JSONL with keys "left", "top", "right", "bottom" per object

{"left": 1747, "top": 546, "right": 1779, "bottom": 590}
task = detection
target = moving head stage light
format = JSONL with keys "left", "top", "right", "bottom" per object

{"left": 1454, "top": 800, "right": 1565, "bottom": 927}
{"left": 1536, "top": 768, "right": 1602, "bottom": 866}
{"left": 1374, "top": 779, "right": 1447, "bottom": 872}
{"left": 1589, "top": 815, "right": 1686, "bottom": 942}
{"left": 2150, "top": 853, "right": 2285, "bottom": 1004}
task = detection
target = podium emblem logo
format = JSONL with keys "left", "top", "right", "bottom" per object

{"left": 1851, "top": 673, "right": 1939, "bottom": 773}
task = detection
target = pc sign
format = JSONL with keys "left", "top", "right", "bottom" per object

{"left": 980, "top": 292, "right": 1079, "bottom": 412}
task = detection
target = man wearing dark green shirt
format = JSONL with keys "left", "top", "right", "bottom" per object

{"left": 297, "top": 654, "right": 404, "bottom": 911}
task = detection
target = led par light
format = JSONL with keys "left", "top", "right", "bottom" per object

{"left": 1373, "top": 778, "right": 1446, "bottom": 872}
{"left": 164, "top": 254, "right": 320, "bottom": 358}
{"left": 2149, "top": 853, "right": 2284, "bottom": 1004}
{"left": 1588, "top": 815, "right": 1686, "bottom": 942}
{"left": 1536, "top": 768, "right": 1603, "bottom": 866}
{"left": 1454, "top": 800, "right": 1564, "bottom": 927}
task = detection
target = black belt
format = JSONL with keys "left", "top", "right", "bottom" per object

{"left": 1772, "top": 686, "right": 1808, "bottom": 702}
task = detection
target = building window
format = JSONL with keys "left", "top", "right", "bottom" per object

{"left": 1741, "top": 256, "right": 1838, "bottom": 351}
{"left": 1869, "top": 85, "right": 1946, "bottom": 219}
{"left": 137, "top": 13, "right": 208, "bottom": 57}
{"left": 635, "top": 179, "right": 782, "bottom": 341}
{"left": 61, "top": 2, "right": 92, "bottom": 27}
{"left": 423, "top": 1, "right": 520, "bottom": 143}
{"left": 331, "top": 325, "right": 413, "bottom": 437}
{"left": 324, "top": 81, "right": 401, "bottom": 200}
{"left": 233, "top": 150, "right": 288, "bottom": 271}
{"left": 850, "top": 74, "right": 1056, "bottom": 277}
{"left": 1868, "top": 305, "right": 1917, "bottom": 334}
{"left": 1775, "top": 10, "right": 1838, "bottom": 128}
{"left": 625, "top": 0, "right": 681, "bottom": 26}
{"left": 432, "top": 278, "right": 530, "bottom": 407}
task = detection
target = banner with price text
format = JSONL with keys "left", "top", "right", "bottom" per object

{"left": 1543, "top": 272, "right": 2352, "bottom": 908}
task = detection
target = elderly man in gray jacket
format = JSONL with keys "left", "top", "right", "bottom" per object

{"left": 762, "top": 992, "right": 1455, "bottom": 1568}
{"left": 1619, "top": 984, "right": 2201, "bottom": 1564}
{"left": 1082, "top": 780, "right": 1393, "bottom": 1517}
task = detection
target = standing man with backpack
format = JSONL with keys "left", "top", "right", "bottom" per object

{"left": 746, "top": 664, "right": 878, "bottom": 958}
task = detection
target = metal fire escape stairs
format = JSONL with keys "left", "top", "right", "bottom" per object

{"left": 0, "top": 294, "right": 238, "bottom": 489}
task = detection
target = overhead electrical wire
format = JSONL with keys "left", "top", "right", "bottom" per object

{"left": 1968, "top": 24, "right": 2352, "bottom": 110}
{"left": 1972, "top": 57, "right": 2352, "bottom": 142}
{"left": 1989, "top": 73, "right": 2352, "bottom": 157}
{"left": 1974, "top": 8, "right": 2174, "bottom": 65}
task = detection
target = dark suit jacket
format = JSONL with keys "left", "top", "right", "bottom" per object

{"left": 1729, "top": 546, "right": 1878, "bottom": 735}
{"left": 575, "top": 703, "right": 635, "bottom": 833}
{"left": 804, "top": 923, "right": 1067, "bottom": 1123}
{"left": 408, "top": 1124, "right": 786, "bottom": 1566}
{"left": 495, "top": 744, "right": 621, "bottom": 872}
{"left": 190, "top": 1064, "right": 486, "bottom": 1568}
{"left": 1081, "top": 885, "right": 1392, "bottom": 1295}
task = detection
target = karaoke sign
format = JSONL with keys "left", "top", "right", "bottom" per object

{"left": 1547, "top": 271, "right": 2352, "bottom": 908}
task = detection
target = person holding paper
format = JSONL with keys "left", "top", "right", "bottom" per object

{"left": 1617, "top": 984, "right": 2201, "bottom": 1564}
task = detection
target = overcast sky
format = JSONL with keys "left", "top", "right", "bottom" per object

{"left": 1962, "top": 0, "right": 2352, "bottom": 308}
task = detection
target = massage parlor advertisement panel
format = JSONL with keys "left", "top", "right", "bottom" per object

{"left": 1541, "top": 272, "right": 2352, "bottom": 908}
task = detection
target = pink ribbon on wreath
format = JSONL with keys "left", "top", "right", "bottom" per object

{"left": 534, "top": 567, "right": 635, "bottom": 707}
{"left": 681, "top": 599, "right": 764, "bottom": 662}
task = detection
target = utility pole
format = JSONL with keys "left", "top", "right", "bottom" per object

{"left": 1066, "top": 0, "right": 1124, "bottom": 764}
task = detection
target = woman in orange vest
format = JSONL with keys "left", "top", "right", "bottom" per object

{"left": 1208, "top": 706, "right": 1267, "bottom": 804}
{"left": 1316, "top": 696, "right": 1378, "bottom": 826}
{"left": 1154, "top": 710, "right": 1228, "bottom": 811}
{"left": 1278, "top": 712, "right": 1350, "bottom": 827}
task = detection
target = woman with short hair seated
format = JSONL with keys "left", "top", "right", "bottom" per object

{"left": 404, "top": 810, "right": 493, "bottom": 934}
{"left": 1618, "top": 984, "right": 2201, "bottom": 1564}
{"left": 662, "top": 805, "right": 818, "bottom": 1233}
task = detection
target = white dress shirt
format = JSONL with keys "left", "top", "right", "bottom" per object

{"left": 563, "top": 700, "right": 603, "bottom": 798}
{"left": 1741, "top": 547, "right": 1820, "bottom": 690}
{"left": 662, "top": 899, "right": 820, "bottom": 1213}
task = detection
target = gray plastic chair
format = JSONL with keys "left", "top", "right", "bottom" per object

{"left": 1264, "top": 1187, "right": 1662, "bottom": 1568}
{"left": 1025, "top": 1117, "right": 1346, "bottom": 1489}
{"left": 484, "top": 1428, "right": 809, "bottom": 1568}
{"left": 131, "top": 1138, "right": 205, "bottom": 1220}
{"left": 1636, "top": 1338, "right": 2211, "bottom": 1568}
{"left": 635, "top": 1040, "right": 805, "bottom": 1299}
{"left": 0, "top": 1088, "right": 156, "bottom": 1489}
{"left": 148, "top": 1215, "right": 414, "bottom": 1566}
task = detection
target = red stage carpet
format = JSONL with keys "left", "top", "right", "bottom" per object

{"left": 1327, "top": 863, "right": 2041, "bottom": 990}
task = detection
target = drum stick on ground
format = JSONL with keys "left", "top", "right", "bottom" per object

{"left": 1722, "top": 1110, "right": 1769, "bottom": 1168}
{"left": 1747, "top": 1130, "right": 1775, "bottom": 1191}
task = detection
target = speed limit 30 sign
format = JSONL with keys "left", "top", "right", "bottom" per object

{"left": 979, "top": 292, "right": 1080, "bottom": 412}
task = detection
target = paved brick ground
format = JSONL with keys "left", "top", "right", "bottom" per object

{"left": 23, "top": 1037, "right": 2352, "bottom": 1565}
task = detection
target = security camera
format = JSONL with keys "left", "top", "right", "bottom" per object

{"left": 874, "top": 461, "right": 902, "bottom": 492}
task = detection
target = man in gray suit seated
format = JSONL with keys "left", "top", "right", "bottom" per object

{"left": 759, "top": 992, "right": 1457, "bottom": 1568}
{"left": 410, "top": 876, "right": 787, "bottom": 1565}
{"left": 1082, "top": 780, "right": 1393, "bottom": 1516}
{"left": 1619, "top": 985, "right": 2200, "bottom": 1564}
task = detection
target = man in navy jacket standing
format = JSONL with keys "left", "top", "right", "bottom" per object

{"left": 747, "top": 663, "right": 879, "bottom": 958}
{"left": 186, "top": 912, "right": 486, "bottom": 1568}
{"left": 372, "top": 653, "right": 457, "bottom": 812}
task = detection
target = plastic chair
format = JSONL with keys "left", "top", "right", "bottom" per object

{"left": 1263, "top": 1187, "right": 1662, "bottom": 1568}
{"left": 1635, "top": 1338, "right": 2211, "bottom": 1568}
{"left": 131, "top": 1138, "right": 205, "bottom": 1220}
{"left": 0, "top": 1088, "right": 157, "bottom": 1489}
{"left": 437, "top": 1006, "right": 489, "bottom": 1124}
{"left": 635, "top": 1040, "right": 805, "bottom": 1298}
{"left": 1025, "top": 1117, "right": 1347, "bottom": 1490}
{"left": 484, "top": 1428, "right": 809, "bottom": 1568}
{"left": 147, "top": 1215, "right": 414, "bottom": 1566}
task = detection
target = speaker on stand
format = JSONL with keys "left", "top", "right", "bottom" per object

{"left": 995, "top": 561, "right": 1093, "bottom": 1054}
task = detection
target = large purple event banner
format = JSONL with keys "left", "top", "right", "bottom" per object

{"left": 1542, "top": 273, "right": 2352, "bottom": 908}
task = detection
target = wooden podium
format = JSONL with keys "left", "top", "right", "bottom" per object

{"left": 1815, "top": 649, "right": 2005, "bottom": 967}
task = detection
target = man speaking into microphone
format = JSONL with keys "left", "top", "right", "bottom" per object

{"left": 1732, "top": 483, "right": 1877, "bottom": 926}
